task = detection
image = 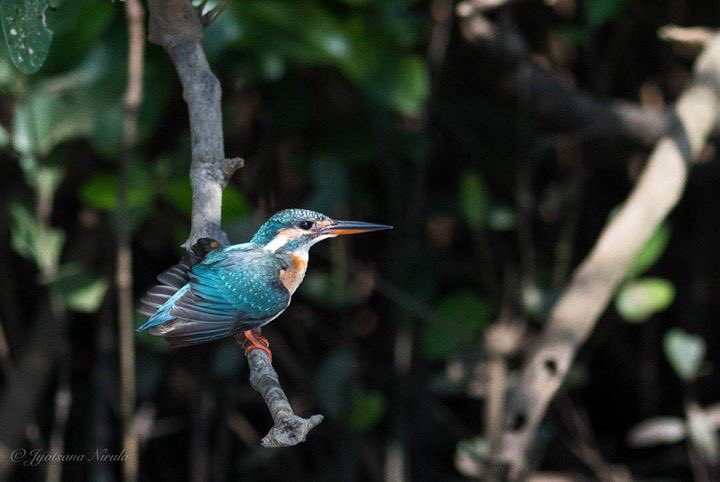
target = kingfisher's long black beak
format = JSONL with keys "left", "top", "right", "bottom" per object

{"left": 322, "top": 220, "right": 393, "bottom": 236}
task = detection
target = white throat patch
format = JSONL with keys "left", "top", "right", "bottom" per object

{"left": 264, "top": 233, "right": 292, "bottom": 252}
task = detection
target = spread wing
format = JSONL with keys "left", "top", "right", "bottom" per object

{"left": 138, "top": 240, "right": 290, "bottom": 347}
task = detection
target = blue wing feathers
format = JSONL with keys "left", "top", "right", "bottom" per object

{"left": 138, "top": 244, "right": 291, "bottom": 346}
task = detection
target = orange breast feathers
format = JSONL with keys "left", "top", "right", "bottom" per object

{"left": 279, "top": 254, "right": 308, "bottom": 294}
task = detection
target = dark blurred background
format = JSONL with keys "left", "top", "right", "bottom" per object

{"left": 1, "top": 0, "right": 720, "bottom": 480}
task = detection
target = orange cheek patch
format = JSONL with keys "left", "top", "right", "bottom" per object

{"left": 279, "top": 254, "right": 308, "bottom": 294}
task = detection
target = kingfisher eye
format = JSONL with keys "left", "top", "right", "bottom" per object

{"left": 298, "top": 220, "right": 314, "bottom": 230}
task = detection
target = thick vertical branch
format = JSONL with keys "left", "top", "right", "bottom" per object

{"left": 496, "top": 35, "right": 720, "bottom": 480}
{"left": 118, "top": 1, "right": 145, "bottom": 481}
{"left": 147, "top": 0, "right": 320, "bottom": 447}
{"left": 147, "top": 0, "right": 241, "bottom": 248}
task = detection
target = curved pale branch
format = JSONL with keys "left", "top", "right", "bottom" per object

{"left": 495, "top": 35, "right": 720, "bottom": 480}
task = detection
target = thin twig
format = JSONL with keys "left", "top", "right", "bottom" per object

{"left": 427, "top": 0, "right": 453, "bottom": 78}
{"left": 118, "top": 1, "right": 145, "bottom": 481}
{"left": 659, "top": 25, "right": 716, "bottom": 48}
{"left": 556, "top": 394, "right": 632, "bottom": 482}
{"left": 495, "top": 35, "right": 720, "bottom": 480}
{"left": 46, "top": 365, "right": 72, "bottom": 482}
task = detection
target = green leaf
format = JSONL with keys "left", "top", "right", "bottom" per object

{"left": 615, "top": 277, "right": 675, "bottom": 323}
{"left": 80, "top": 175, "right": 116, "bottom": 210}
{"left": 9, "top": 201, "right": 37, "bottom": 260}
{"left": 9, "top": 201, "right": 64, "bottom": 275}
{"left": 232, "top": 1, "right": 426, "bottom": 115}
{"left": 460, "top": 170, "right": 489, "bottom": 231}
{"left": 27, "top": 89, "right": 97, "bottom": 156}
{"left": 11, "top": 46, "right": 116, "bottom": 157}
{"left": 586, "top": 0, "right": 631, "bottom": 28}
{"left": 627, "top": 223, "right": 670, "bottom": 278}
{"left": 663, "top": 328, "right": 705, "bottom": 382}
{"left": 384, "top": 55, "right": 428, "bottom": 116}
{"left": 359, "top": 54, "right": 428, "bottom": 116}
{"left": 42, "top": 0, "right": 114, "bottom": 73}
{"left": 49, "top": 263, "right": 108, "bottom": 313}
{"left": 347, "top": 389, "right": 385, "bottom": 431}
{"left": 80, "top": 166, "right": 152, "bottom": 212}
{"left": 234, "top": 0, "right": 351, "bottom": 66}
{"left": 80, "top": 166, "right": 152, "bottom": 232}
{"left": 0, "top": 0, "right": 53, "bottom": 74}
{"left": 423, "top": 292, "right": 491, "bottom": 359}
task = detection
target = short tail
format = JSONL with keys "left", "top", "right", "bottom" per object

{"left": 137, "top": 238, "right": 222, "bottom": 326}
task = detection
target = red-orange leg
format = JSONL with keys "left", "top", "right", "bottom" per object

{"left": 241, "top": 329, "right": 272, "bottom": 361}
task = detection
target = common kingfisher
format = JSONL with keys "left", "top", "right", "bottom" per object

{"left": 138, "top": 209, "right": 391, "bottom": 356}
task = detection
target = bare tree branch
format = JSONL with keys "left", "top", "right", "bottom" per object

{"left": 147, "top": 0, "right": 242, "bottom": 249}
{"left": 118, "top": 1, "right": 145, "bottom": 481}
{"left": 147, "top": 0, "right": 320, "bottom": 447}
{"left": 458, "top": 11, "right": 673, "bottom": 146}
{"left": 494, "top": 35, "right": 720, "bottom": 480}
{"left": 659, "top": 25, "right": 716, "bottom": 49}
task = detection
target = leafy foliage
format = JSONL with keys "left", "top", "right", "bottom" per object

{"left": 663, "top": 328, "right": 706, "bottom": 382}
{"left": 626, "top": 223, "right": 671, "bottom": 279}
{"left": 230, "top": 0, "right": 428, "bottom": 115}
{"left": 49, "top": 263, "right": 108, "bottom": 313}
{"left": 615, "top": 277, "right": 675, "bottom": 323}
{"left": 10, "top": 201, "right": 64, "bottom": 274}
{"left": 0, "top": 0, "right": 52, "bottom": 73}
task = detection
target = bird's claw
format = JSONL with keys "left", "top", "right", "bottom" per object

{"left": 241, "top": 329, "right": 272, "bottom": 362}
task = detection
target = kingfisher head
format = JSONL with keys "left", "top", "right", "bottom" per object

{"left": 251, "top": 208, "right": 392, "bottom": 253}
